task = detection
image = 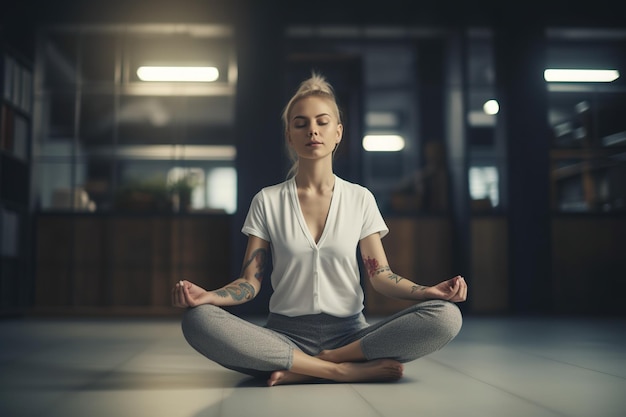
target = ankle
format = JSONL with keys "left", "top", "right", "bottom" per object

{"left": 317, "top": 349, "right": 338, "bottom": 363}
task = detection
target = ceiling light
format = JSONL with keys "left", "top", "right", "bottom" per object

{"left": 544, "top": 69, "right": 620, "bottom": 83}
{"left": 98, "top": 145, "right": 236, "bottom": 161}
{"left": 482, "top": 99, "right": 499, "bottom": 115}
{"left": 136, "top": 66, "right": 219, "bottom": 82}
{"left": 362, "top": 135, "right": 405, "bottom": 152}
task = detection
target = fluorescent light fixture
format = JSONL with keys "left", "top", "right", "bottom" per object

{"left": 544, "top": 69, "right": 620, "bottom": 83}
{"left": 467, "top": 111, "right": 495, "bottom": 127}
{"left": 136, "top": 66, "right": 219, "bottom": 82}
{"left": 482, "top": 99, "right": 499, "bottom": 115}
{"left": 362, "top": 135, "right": 405, "bottom": 152}
{"left": 100, "top": 145, "right": 236, "bottom": 161}
{"left": 366, "top": 111, "right": 400, "bottom": 128}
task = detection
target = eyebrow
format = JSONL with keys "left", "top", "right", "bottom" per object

{"left": 292, "top": 113, "right": 331, "bottom": 121}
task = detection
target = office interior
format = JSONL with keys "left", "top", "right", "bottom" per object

{"left": 0, "top": 1, "right": 625, "bottom": 417}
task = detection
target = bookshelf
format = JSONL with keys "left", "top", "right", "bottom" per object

{"left": 0, "top": 48, "right": 33, "bottom": 314}
{"left": 549, "top": 90, "right": 626, "bottom": 213}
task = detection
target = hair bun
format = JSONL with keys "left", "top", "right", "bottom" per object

{"left": 295, "top": 72, "right": 336, "bottom": 97}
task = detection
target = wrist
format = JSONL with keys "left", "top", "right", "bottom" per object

{"left": 410, "top": 285, "right": 429, "bottom": 300}
{"left": 206, "top": 290, "right": 225, "bottom": 305}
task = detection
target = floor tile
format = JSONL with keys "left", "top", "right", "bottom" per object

{"left": 1, "top": 316, "right": 624, "bottom": 417}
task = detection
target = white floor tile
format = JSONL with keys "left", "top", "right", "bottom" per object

{"left": 1, "top": 316, "right": 624, "bottom": 417}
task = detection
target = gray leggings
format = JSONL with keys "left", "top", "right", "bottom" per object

{"left": 181, "top": 300, "right": 462, "bottom": 378}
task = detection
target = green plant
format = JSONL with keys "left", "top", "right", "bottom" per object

{"left": 167, "top": 172, "right": 199, "bottom": 195}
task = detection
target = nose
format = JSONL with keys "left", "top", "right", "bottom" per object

{"left": 308, "top": 130, "right": 318, "bottom": 137}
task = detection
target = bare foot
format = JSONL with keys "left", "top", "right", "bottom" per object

{"left": 316, "top": 349, "right": 340, "bottom": 363}
{"left": 335, "top": 359, "right": 404, "bottom": 383}
{"left": 267, "top": 359, "right": 403, "bottom": 387}
{"left": 267, "top": 371, "right": 319, "bottom": 387}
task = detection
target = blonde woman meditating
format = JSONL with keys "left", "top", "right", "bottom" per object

{"left": 172, "top": 72, "right": 466, "bottom": 386}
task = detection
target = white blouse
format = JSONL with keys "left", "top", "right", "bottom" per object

{"left": 241, "top": 175, "right": 388, "bottom": 317}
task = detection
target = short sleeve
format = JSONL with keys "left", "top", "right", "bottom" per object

{"left": 241, "top": 191, "right": 271, "bottom": 241}
{"left": 360, "top": 188, "right": 389, "bottom": 240}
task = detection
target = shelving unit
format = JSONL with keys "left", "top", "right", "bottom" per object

{"left": 548, "top": 92, "right": 626, "bottom": 213}
{"left": 551, "top": 147, "right": 626, "bottom": 212}
{"left": 30, "top": 25, "right": 239, "bottom": 313}
{"left": 546, "top": 62, "right": 626, "bottom": 313}
{"left": 34, "top": 25, "right": 238, "bottom": 215}
{"left": 0, "top": 47, "right": 33, "bottom": 314}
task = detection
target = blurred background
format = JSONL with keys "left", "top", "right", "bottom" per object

{"left": 1, "top": 0, "right": 625, "bottom": 318}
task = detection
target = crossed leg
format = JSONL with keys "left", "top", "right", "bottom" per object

{"left": 268, "top": 300, "right": 463, "bottom": 386}
{"left": 267, "top": 340, "right": 404, "bottom": 386}
{"left": 182, "top": 301, "right": 461, "bottom": 387}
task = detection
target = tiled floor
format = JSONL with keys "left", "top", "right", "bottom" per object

{"left": 1, "top": 314, "right": 625, "bottom": 417}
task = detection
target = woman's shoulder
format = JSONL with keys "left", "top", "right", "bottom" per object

{"left": 336, "top": 176, "right": 373, "bottom": 198}
{"left": 254, "top": 178, "right": 293, "bottom": 200}
{"left": 263, "top": 178, "right": 292, "bottom": 192}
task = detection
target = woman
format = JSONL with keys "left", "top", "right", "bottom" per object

{"left": 171, "top": 73, "right": 467, "bottom": 387}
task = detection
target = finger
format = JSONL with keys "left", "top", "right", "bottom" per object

{"left": 443, "top": 281, "right": 458, "bottom": 301}
{"left": 457, "top": 277, "right": 467, "bottom": 301}
{"left": 182, "top": 283, "right": 194, "bottom": 307}
{"left": 454, "top": 281, "right": 463, "bottom": 299}
{"left": 450, "top": 277, "right": 465, "bottom": 301}
{"left": 451, "top": 276, "right": 461, "bottom": 291}
{"left": 175, "top": 281, "right": 187, "bottom": 307}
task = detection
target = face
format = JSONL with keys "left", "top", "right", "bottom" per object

{"left": 287, "top": 96, "right": 343, "bottom": 161}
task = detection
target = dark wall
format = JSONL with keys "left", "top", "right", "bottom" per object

{"left": 2, "top": 0, "right": 625, "bottom": 316}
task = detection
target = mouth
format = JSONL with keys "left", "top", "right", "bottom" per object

{"left": 306, "top": 141, "right": 323, "bottom": 146}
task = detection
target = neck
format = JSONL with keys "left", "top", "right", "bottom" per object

{"left": 295, "top": 159, "right": 335, "bottom": 191}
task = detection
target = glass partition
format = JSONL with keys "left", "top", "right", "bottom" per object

{"left": 546, "top": 30, "right": 626, "bottom": 213}
{"left": 34, "top": 24, "right": 237, "bottom": 214}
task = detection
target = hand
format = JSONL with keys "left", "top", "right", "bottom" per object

{"left": 171, "top": 280, "right": 211, "bottom": 308}
{"left": 424, "top": 275, "right": 467, "bottom": 303}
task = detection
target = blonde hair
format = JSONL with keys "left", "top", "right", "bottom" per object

{"left": 282, "top": 72, "right": 342, "bottom": 178}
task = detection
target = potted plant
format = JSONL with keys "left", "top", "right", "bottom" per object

{"left": 167, "top": 172, "right": 199, "bottom": 212}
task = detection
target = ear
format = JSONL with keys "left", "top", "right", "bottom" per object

{"left": 336, "top": 123, "right": 343, "bottom": 144}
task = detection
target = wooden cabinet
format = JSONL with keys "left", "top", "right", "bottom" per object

{"left": 470, "top": 216, "right": 509, "bottom": 313}
{"left": 552, "top": 216, "right": 626, "bottom": 314}
{"left": 34, "top": 214, "right": 232, "bottom": 314}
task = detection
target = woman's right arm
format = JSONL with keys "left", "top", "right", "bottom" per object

{"left": 171, "top": 235, "right": 270, "bottom": 308}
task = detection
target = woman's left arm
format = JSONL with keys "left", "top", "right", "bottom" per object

{"left": 359, "top": 233, "right": 467, "bottom": 303}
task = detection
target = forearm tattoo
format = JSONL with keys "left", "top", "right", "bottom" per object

{"left": 363, "top": 256, "right": 382, "bottom": 277}
{"left": 364, "top": 256, "right": 402, "bottom": 282}
{"left": 215, "top": 282, "right": 256, "bottom": 301}
{"left": 240, "top": 248, "right": 268, "bottom": 282}
{"left": 364, "top": 256, "right": 427, "bottom": 293}
{"left": 411, "top": 285, "right": 427, "bottom": 293}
